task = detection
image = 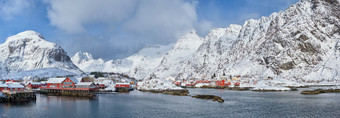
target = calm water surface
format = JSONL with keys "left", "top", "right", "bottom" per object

{"left": 1, "top": 88, "right": 340, "bottom": 118}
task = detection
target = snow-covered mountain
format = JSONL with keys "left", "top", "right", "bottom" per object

{"left": 72, "top": 44, "right": 173, "bottom": 79}
{"left": 148, "top": 0, "right": 340, "bottom": 84}
{"left": 71, "top": 52, "right": 106, "bottom": 72}
{"left": 74, "top": 0, "right": 340, "bottom": 85}
{"left": 0, "top": 30, "right": 83, "bottom": 79}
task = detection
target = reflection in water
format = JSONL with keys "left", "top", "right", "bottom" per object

{"left": 1, "top": 88, "right": 340, "bottom": 117}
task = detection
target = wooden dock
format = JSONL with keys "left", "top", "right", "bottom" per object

{"left": 0, "top": 90, "right": 36, "bottom": 102}
{"left": 40, "top": 87, "right": 96, "bottom": 97}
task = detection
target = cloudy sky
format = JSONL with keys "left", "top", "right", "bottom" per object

{"left": 0, "top": 0, "right": 298, "bottom": 60}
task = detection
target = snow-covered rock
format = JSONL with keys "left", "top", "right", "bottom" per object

{"left": 137, "top": 79, "right": 183, "bottom": 91}
{"left": 0, "top": 30, "right": 82, "bottom": 79}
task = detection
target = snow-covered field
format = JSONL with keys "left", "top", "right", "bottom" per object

{"left": 137, "top": 79, "right": 183, "bottom": 91}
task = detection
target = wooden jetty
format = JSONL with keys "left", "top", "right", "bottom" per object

{"left": 40, "top": 87, "right": 97, "bottom": 97}
{"left": 0, "top": 90, "right": 36, "bottom": 102}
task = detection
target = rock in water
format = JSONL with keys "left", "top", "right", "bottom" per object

{"left": 192, "top": 95, "right": 224, "bottom": 103}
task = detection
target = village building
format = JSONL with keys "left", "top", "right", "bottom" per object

{"left": 44, "top": 77, "right": 78, "bottom": 88}
{"left": 115, "top": 83, "right": 131, "bottom": 92}
{"left": 75, "top": 82, "right": 97, "bottom": 90}
{"left": 0, "top": 84, "right": 25, "bottom": 92}
{"left": 5, "top": 79, "right": 22, "bottom": 84}
{"left": 26, "top": 82, "right": 43, "bottom": 89}
{"left": 40, "top": 77, "right": 97, "bottom": 97}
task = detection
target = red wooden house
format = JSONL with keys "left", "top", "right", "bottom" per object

{"left": 234, "top": 82, "right": 240, "bottom": 86}
{"left": 215, "top": 80, "right": 231, "bottom": 86}
{"left": 172, "top": 81, "right": 181, "bottom": 86}
{"left": 115, "top": 83, "right": 131, "bottom": 88}
{"left": 27, "top": 82, "right": 43, "bottom": 89}
{"left": 44, "top": 77, "right": 78, "bottom": 89}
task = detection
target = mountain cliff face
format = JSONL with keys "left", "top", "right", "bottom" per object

{"left": 146, "top": 0, "right": 340, "bottom": 84}
{"left": 0, "top": 30, "right": 83, "bottom": 78}
{"left": 73, "top": 0, "right": 340, "bottom": 84}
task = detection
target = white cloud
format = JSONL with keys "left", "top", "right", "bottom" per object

{"left": 45, "top": 0, "right": 208, "bottom": 59}
{"left": 0, "top": 0, "right": 33, "bottom": 20}
{"left": 124, "top": 0, "right": 198, "bottom": 43}
{"left": 45, "top": 0, "right": 137, "bottom": 33}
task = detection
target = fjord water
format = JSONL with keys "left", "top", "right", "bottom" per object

{"left": 1, "top": 88, "right": 340, "bottom": 118}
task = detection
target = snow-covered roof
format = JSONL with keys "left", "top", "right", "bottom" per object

{"left": 116, "top": 83, "right": 130, "bottom": 85}
{"left": 76, "top": 82, "right": 93, "bottom": 86}
{"left": 8, "top": 84, "right": 24, "bottom": 88}
{"left": 47, "top": 77, "right": 78, "bottom": 84}
{"left": 30, "top": 82, "right": 42, "bottom": 85}
{"left": 97, "top": 77, "right": 106, "bottom": 80}
{"left": 68, "top": 77, "right": 79, "bottom": 83}
{"left": 0, "top": 84, "right": 8, "bottom": 87}
{"left": 47, "top": 78, "right": 66, "bottom": 83}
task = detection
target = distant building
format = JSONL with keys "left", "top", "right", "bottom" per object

{"left": 0, "top": 84, "right": 25, "bottom": 92}
{"left": 27, "top": 82, "right": 43, "bottom": 89}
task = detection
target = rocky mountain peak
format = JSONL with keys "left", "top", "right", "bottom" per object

{"left": 0, "top": 30, "right": 82, "bottom": 78}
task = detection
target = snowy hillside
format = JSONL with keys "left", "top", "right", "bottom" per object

{"left": 0, "top": 30, "right": 83, "bottom": 79}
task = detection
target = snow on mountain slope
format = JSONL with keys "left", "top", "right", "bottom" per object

{"left": 6, "top": 67, "right": 77, "bottom": 79}
{"left": 72, "top": 44, "right": 173, "bottom": 80}
{"left": 148, "top": 0, "right": 340, "bottom": 85}
{"left": 0, "top": 30, "right": 83, "bottom": 79}
{"left": 71, "top": 52, "right": 105, "bottom": 72}
{"left": 147, "top": 25, "right": 232, "bottom": 79}
{"left": 223, "top": 0, "right": 340, "bottom": 84}
{"left": 72, "top": 30, "right": 203, "bottom": 80}
{"left": 74, "top": 0, "right": 340, "bottom": 85}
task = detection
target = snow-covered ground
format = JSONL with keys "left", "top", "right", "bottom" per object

{"left": 251, "top": 79, "right": 301, "bottom": 91}
{"left": 137, "top": 79, "right": 183, "bottom": 91}
{"left": 5, "top": 67, "right": 77, "bottom": 80}
{"left": 194, "top": 83, "right": 211, "bottom": 88}
{"left": 104, "top": 84, "right": 116, "bottom": 91}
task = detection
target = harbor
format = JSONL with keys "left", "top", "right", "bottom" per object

{"left": 1, "top": 88, "right": 340, "bottom": 118}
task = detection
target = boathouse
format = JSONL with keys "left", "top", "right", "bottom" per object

{"left": 45, "top": 77, "right": 78, "bottom": 88}
{"left": 115, "top": 83, "right": 130, "bottom": 88}
{"left": 40, "top": 78, "right": 97, "bottom": 97}
{"left": 115, "top": 83, "right": 131, "bottom": 92}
